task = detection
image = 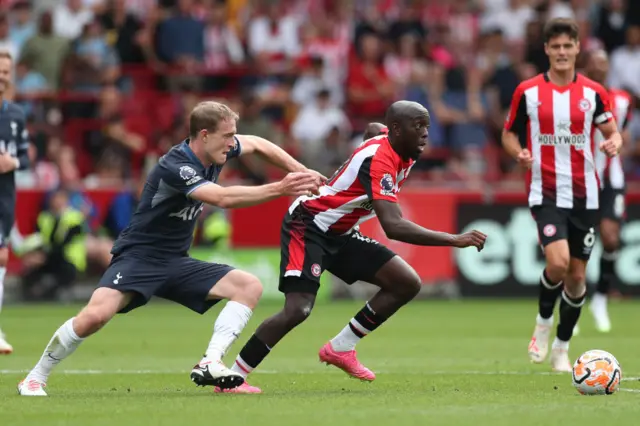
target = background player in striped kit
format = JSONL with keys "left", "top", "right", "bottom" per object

{"left": 584, "top": 49, "right": 633, "bottom": 333}
{"left": 502, "top": 19, "right": 623, "bottom": 372}
{"left": 0, "top": 51, "right": 30, "bottom": 355}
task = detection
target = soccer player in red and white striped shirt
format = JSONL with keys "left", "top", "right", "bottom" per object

{"left": 222, "top": 102, "right": 487, "bottom": 393}
{"left": 584, "top": 49, "right": 633, "bottom": 333}
{"left": 502, "top": 19, "right": 623, "bottom": 372}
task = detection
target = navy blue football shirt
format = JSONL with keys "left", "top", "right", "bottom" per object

{"left": 111, "top": 137, "right": 241, "bottom": 257}
{"left": 0, "top": 101, "right": 30, "bottom": 208}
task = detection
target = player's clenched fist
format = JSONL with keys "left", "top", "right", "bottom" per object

{"left": 599, "top": 139, "right": 620, "bottom": 158}
{"left": 517, "top": 149, "right": 533, "bottom": 169}
{"left": 453, "top": 230, "right": 487, "bottom": 252}
{"left": 278, "top": 172, "right": 322, "bottom": 197}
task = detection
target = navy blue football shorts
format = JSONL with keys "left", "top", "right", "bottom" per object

{"left": 97, "top": 251, "right": 235, "bottom": 314}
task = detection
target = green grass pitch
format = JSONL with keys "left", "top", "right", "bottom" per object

{"left": 1, "top": 299, "right": 640, "bottom": 426}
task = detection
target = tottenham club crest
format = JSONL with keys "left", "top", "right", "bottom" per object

{"left": 380, "top": 173, "right": 395, "bottom": 196}
{"left": 179, "top": 165, "right": 197, "bottom": 181}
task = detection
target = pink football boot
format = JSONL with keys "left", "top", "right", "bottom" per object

{"left": 214, "top": 382, "right": 262, "bottom": 394}
{"left": 318, "top": 342, "right": 375, "bottom": 381}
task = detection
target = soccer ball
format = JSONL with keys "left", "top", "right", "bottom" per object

{"left": 572, "top": 350, "right": 621, "bottom": 395}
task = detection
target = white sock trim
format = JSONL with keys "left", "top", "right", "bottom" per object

{"left": 561, "top": 291, "right": 586, "bottom": 308}
{"left": 536, "top": 314, "right": 554, "bottom": 326}
{"left": 552, "top": 337, "right": 569, "bottom": 350}
{"left": 540, "top": 272, "right": 562, "bottom": 290}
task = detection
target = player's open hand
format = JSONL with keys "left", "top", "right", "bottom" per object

{"left": 279, "top": 172, "right": 322, "bottom": 197}
{"left": 517, "top": 149, "right": 533, "bottom": 169}
{"left": 303, "top": 168, "right": 328, "bottom": 187}
{"left": 599, "top": 139, "right": 620, "bottom": 158}
{"left": 453, "top": 230, "right": 487, "bottom": 252}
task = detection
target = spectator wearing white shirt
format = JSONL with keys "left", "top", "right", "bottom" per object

{"left": 609, "top": 23, "right": 640, "bottom": 146}
{"left": 247, "top": 1, "right": 301, "bottom": 74}
{"left": 53, "top": 0, "right": 94, "bottom": 40}
{"left": 291, "top": 88, "right": 350, "bottom": 169}
{"left": 480, "top": 0, "right": 535, "bottom": 45}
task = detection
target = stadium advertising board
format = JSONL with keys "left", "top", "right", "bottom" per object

{"left": 456, "top": 203, "right": 640, "bottom": 297}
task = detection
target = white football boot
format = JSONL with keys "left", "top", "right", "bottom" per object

{"left": 190, "top": 359, "right": 244, "bottom": 390}
{"left": 550, "top": 346, "right": 572, "bottom": 372}
{"left": 17, "top": 379, "right": 47, "bottom": 396}
{"left": 589, "top": 294, "right": 612, "bottom": 333}
{"left": 0, "top": 330, "right": 13, "bottom": 354}
{"left": 528, "top": 316, "right": 552, "bottom": 363}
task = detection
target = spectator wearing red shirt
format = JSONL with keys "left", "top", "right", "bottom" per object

{"left": 346, "top": 32, "right": 394, "bottom": 121}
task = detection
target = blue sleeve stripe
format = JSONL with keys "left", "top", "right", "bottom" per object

{"left": 186, "top": 180, "right": 212, "bottom": 196}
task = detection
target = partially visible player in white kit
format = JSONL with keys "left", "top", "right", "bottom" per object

{"left": 585, "top": 49, "right": 633, "bottom": 333}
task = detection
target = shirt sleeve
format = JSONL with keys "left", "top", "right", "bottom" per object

{"left": 227, "top": 136, "right": 242, "bottom": 160}
{"left": 504, "top": 84, "right": 528, "bottom": 138}
{"left": 594, "top": 87, "right": 614, "bottom": 125}
{"left": 358, "top": 151, "right": 398, "bottom": 203}
{"left": 159, "top": 157, "right": 211, "bottom": 197}
{"left": 14, "top": 107, "right": 30, "bottom": 170}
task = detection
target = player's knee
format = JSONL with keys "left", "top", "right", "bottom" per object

{"left": 601, "top": 234, "right": 620, "bottom": 252}
{"left": 74, "top": 307, "right": 113, "bottom": 337}
{"left": 0, "top": 247, "right": 8, "bottom": 267}
{"left": 238, "top": 274, "right": 263, "bottom": 308}
{"left": 546, "top": 255, "right": 569, "bottom": 281}
{"left": 396, "top": 271, "right": 422, "bottom": 300}
{"left": 283, "top": 295, "right": 315, "bottom": 328}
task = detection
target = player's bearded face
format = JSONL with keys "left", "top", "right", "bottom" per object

{"left": 203, "top": 118, "right": 237, "bottom": 165}
{"left": 0, "top": 58, "right": 11, "bottom": 94}
{"left": 545, "top": 34, "right": 579, "bottom": 73}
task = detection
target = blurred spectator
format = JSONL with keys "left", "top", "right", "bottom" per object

{"left": 155, "top": 0, "right": 205, "bottom": 91}
{"left": 14, "top": 58, "right": 48, "bottom": 118}
{"left": 386, "top": 0, "right": 426, "bottom": 43}
{"left": 8, "top": 1, "right": 35, "bottom": 57}
{"left": 98, "top": 0, "right": 146, "bottom": 64}
{"left": 20, "top": 11, "right": 70, "bottom": 90}
{"left": 21, "top": 188, "right": 85, "bottom": 302}
{"left": 291, "top": 56, "right": 340, "bottom": 106}
{"left": 291, "top": 88, "right": 350, "bottom": 169}
{"left": 346, "top": 32, "right": 394, "bottom": 121}
{"left": 87, "top": 85, "right": 145, "bottom": 171}
{"left": 384, "top": 33, "right": 428, "bottom": 93}
{"left": 67, "top": 19, "right": 120, "bottom": 93}
{"left": 247, "top": 0, "right": 301, "bottom": 74}
{"left": 523, "top": 19, "right": 549, "bottom": 74}
{"left": 480, "top": 0, "right": 535, "bottom": 45}
{"left": 103, "top": 175, "right": 145, "bottom": 240}
{"left": 203, "top": 0, "right": 245, "bottom": 73}
{"left": 0, "top": 13, "right": 18, "bottom": 61}
{"left": 593, "top": 0, "right": 627, "bottom": 53}
{"left": 609, "top": 23, "right": 640, "bottom": 103}
{"left": 53, "top": 0, "right": 94, "bottom": 40}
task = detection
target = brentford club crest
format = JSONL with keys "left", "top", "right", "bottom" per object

{"left": 543, "top": 224, "right": 556, "bottom": 237}
{"left": 311, "top": 263, "right": 322, "bottom": 277}
{"left": 578, "top": 98, "right": 592, "bottom": 112}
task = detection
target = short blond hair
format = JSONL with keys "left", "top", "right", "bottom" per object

{"left": 0, "top": 51, "right": 13, "bottom": 61}
{"left": 189, "top": 101, "right": 239, "bottom": 138}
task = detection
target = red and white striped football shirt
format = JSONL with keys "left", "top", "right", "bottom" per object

{"left": 594, "top": 88, "right": 633, "bottom": 190}
{"left": 289, "top": 132, "right": 415, "bottom": 235}
{"left": 505, "top": 73, "right": 614, "bottom": 210}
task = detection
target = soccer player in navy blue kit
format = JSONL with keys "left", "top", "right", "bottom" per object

{"left": 18, "top": 101, "right": 323, "bottom": 396}
{"left": 0, "top": 51, "right": 30, "bottom": 355}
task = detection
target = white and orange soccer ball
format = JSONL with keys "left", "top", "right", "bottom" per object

{"left": 572, "top": 350, "right": 621, "bottom": 395}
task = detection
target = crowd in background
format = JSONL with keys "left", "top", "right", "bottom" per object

{"left": 1, "top": 0, "right": 640, "bottom": 298}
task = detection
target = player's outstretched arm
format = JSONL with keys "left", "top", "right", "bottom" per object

{"left": 372, "top": 200, "right": 487, "bottom": 251}
{"left": 235, "top": 134, "right": 327, "bottom": 181}
{"left": 189, "top": 172, "right": 321, "bottom": 209}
